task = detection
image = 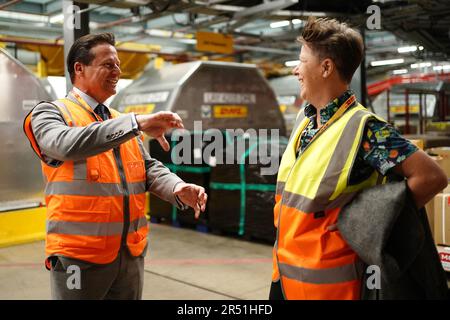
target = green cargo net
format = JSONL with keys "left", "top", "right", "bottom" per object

{"left": 209, "top": 136, "right": 282, "bottom": 236}
{"left": 153, "top": 132, "right": 286, "bottom": 233}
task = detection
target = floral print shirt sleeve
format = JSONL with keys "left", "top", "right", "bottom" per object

{"left": 358, "top": 119, "right": 419, "bottom": 176}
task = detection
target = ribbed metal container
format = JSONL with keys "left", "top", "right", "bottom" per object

{"left": 0, "top": 48, "right": 55, "bottom": 211}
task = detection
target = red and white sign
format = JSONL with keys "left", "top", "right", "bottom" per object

{"left": 437, "top": 245, "right": 450, "bottom": 272}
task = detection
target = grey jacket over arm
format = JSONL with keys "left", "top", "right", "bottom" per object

{"left": 338, "top": 180, "right": 448, "bottom": 300}
{"left": 31, "top": 101, "right": 184, "bottom": 207}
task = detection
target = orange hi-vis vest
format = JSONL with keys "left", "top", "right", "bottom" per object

{"left": 23, "top": 94, "right": 148, "bottom": 264}
{"left": 273, "top": 98, "right": 386, "bottom": 300}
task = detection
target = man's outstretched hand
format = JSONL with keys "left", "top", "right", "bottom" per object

{"left": 173, "top": 183, "right": 207, "bottom": 219}
{"left": 136, "top": 111, "right": 184, "bottom": 151}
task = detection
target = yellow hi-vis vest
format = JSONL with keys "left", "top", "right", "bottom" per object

{"left": 273, "top": 102, "right": 386, "bottom": 300}
{"left": 23, "top": 96, "right": 148, "bottom": 265}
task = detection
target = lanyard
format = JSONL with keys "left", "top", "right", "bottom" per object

{"left": 69, "top": 90, "right": 104, "bottom": 122}
{"left": 296, "top": 94, "right": 357, "bottom": 152}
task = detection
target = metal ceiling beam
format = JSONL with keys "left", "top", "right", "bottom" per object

{"left": 94, "top": 1, "right": 199, "bottom": 29}
{"left": 234, "top": 44, "right": 294, "bottom": 56}
{"left": 0, "top": 0, "right": 23, "bottom": 11}
{"left": 0, "top": 33, "right": 180, "bottom": 56}
{"left": 233, "top": 0, "right": 296, "bottom": 19}
{"left": 175, "top": 2, "right": 342, "bottom": 33}
{"left": 45, "top": 0, "right": 63, "bottom": 15}
{"left": 0, "top": 0, "right": 23, "bottom": 10}
{"left": 0, "top": 20, "right": 61, "bottom": 35}
{"left": 0, "top": 0, "right": 43, "bottom": 14}
{"left": 73, "top": 0, "right": 147, "bottom": 9}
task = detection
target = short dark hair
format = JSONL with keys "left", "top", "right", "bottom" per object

{"left": 67, "top": 33, "right": 115, "bottom": 83}
{"left": 298, "top": 18, "right": 364, "bottom": 83}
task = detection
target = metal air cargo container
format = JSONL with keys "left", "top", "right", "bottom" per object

{"left": 111, "top": 61, "right": 287, "bottom": 229}
{"left": 0, "top": 48, "right": 55, "bottom": 212}
{"left": 269, "top": 75, "right": 303, "bottom": 135}
{"left": 111, "top": 61, "right": 286, "bottom": 135}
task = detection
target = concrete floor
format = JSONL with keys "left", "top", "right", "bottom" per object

{"left": 0, "top": 222, "right": 273, "bottom": 300}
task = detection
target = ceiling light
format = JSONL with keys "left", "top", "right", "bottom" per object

{"left": 418, "top": 46, "right": 424, "bottom": 51}
{"left": 397, "top": 46, "right": 417, "bottom": 53}
{"left": 392, "top": 69, "right": 408, "bottom": 75}
{"left": 49, "top": 13, "right": 64, "bottom": 24}
{"left": 411, "top": 62, "right": 432, "bottom": 69}
{"left": 270, "top": 20, "right": 290, "bottom": 28}
{"left": 292, "top": 19, "right": 303, "bottom": 25}
{"left": 178, "top": 39, "right": 196, "bottom": 45}
{"left": 434, "top": 65, "right": 450, "bottom": 71}
{"left": 0, "top": 10, "right": 48, "bottom": 23}
{"left": 123, "top": 0, "right": 151, "bottom": 4}
{"left": 285, "top": 60, "right": 299, "bottom": 67}
{"left": 146, "top": 29, "right": 172, "bottom": 37}
{"left": 370, "top": 58, "right": 404, "bottom": 67}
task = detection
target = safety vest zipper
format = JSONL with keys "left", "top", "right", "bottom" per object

{"left": 113, "top": 146, "right": 130, "bottom": 248}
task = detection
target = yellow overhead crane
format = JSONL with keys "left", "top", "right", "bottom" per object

{"left": 0, "top": 35, "right": 162, "bottom": 78}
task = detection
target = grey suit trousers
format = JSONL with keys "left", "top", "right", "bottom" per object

{"left": 50, "top": 247, "right": 144, "bottom": 300}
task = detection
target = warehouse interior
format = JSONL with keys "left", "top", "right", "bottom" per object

{"left": 1, "top": 0, "right": 450, "bottom": 300}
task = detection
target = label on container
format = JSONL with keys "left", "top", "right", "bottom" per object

{"left": 213, "top": 105, "right": 248, "bottom": 118}
{"left": 124, "top": 104, "right": 155, "bottom": 114}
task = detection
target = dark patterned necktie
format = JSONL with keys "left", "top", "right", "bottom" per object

{"left": 94, "top": 104, "right": 109, "bottom": 121}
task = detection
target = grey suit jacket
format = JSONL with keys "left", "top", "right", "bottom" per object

{"left": 31, "top": 101, "right": 184, "bottom": 207}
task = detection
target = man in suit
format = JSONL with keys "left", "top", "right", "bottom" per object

{"left": 24, "top": 32, "right": 207, "bottom": 299}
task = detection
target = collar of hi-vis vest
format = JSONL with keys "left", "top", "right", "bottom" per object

{"left": 57, "top": 90, "right": 115, "bottom": 123}
{"left": 72, "top": 87, "right": 99, "bottom": 110}
{"left": 295, "top": 93, "right": 357, "bottom": 153}
{"left": 305, "top": 89, "right": 355, "bottom": 126}
{"left": 277, "top": 103, "right": 376, "bottom": 213}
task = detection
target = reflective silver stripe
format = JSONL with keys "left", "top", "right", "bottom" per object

{"left": 53, "top": 99, "right": 77, "bottom": 126}
{"left": 45, "top": 181, "right": 122, "bottom": 196}
{"left": 128, "top": 216, "right": 148, "bottom": 233}
{"left": 46, "top": 220, "right": 123, "bottom": 236}
{"left": 73, "top": 160, "right": 87, "bottom": 180}
{"left": 128, "top": 182, "right": 146, "bottom": 195}
{"left": 136, "top": 135, "right": 147, "bottom": 156}
{"left": 279, "top": 110, "right": 369, "bottom": 213}
{"left": 279, "top": 260, "right": 364, "bottom": 284}
{"left": 282, "top": 190, "right": 358, "bottom": 213}
{"left": 313, "top": 110, "right": 368, "bottom": 203}
{"left": 276, "top": 182, "right": 285, "bottom": 196}
{"left": 46, "top": 217, "right": 148, "bottom": 236}
{"left": 45, "top": 181, "right": 146, "bottom": 196}
{"left": 288, "top": 108, "right": 307, "bottom": 144}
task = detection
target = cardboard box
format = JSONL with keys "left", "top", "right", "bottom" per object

{"left": 433, "top": 193, "right": 450, "bottom": 246}
{"left": 427, "top": 149, "right": 450, "bottom": 179}
{"left": 436, "top": 245, "right": 450, "bottom": 272}
{"left": 425, "top": 199, "right": 435, "bottom": 238}
{"left": 425, "top": 184, "right": 450, "bottom": 242}
{"left": 444, "top": 184, "right": 450, "bottom": 193}
{"left": 428, "top": 147, "right": 450, "bottom": 156}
